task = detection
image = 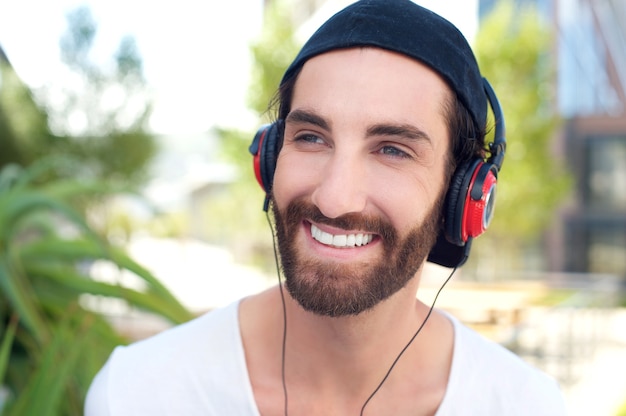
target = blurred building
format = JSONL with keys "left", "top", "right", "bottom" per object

{"left": 554, "top": 0, "right": 626, "bottom": 280}
{"left": 482, "top": 0, "right": 626, "bottom": 279}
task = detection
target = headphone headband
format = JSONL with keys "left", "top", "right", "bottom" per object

{"left": 483, "top": 78, "right": 506, "bottom": 170}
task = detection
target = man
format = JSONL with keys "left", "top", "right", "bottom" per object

{"left": 86, "top": 1, "right": 567, "bottom": 414}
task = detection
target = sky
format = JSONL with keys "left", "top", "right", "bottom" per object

{"left": 0, "top": 0, "right": 477, "bottom": 135}
{"left": 0, "top": 0, "right": 264, "bottom": 134}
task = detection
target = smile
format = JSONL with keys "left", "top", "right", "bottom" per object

{"left": 310, "top": 224, "right": 374, "bottom": 248}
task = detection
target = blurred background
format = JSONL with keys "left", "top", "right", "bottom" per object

{"left": 0, "top": 0, "right": 624, "bottom": 414}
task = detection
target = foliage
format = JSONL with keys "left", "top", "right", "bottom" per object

{"left": 54, "top": 6, "right": 151, "bottom": 137}
{"left": 210, "top": 0, "right": 300, "bottom": 269}
{"left": 220, "top": 0, "right": 300, "bottom": 166}
{"left": 0, "top": 162, "right": 193, "bottom": 415}
{"left": 469, "top": 1, "right": 573, "bottom": 272}
{"left": 0, "top": 5, "right": 157, "bottom": 190}
{"left": 246, "top": 0, "right": 301, "bottom": 120}
{"left": 0, "top": 60, "right": 53, "bottom": 169}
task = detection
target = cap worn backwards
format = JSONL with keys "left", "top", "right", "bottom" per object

{"left": 281, "top": 0, "right": 487, "bottom": 130}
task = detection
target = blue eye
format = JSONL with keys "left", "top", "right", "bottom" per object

{"left": 294, "top": 134, "right": 324, "bottom": 144}
{"left": 380, "top": 145, "right": 410, "bottom": 159}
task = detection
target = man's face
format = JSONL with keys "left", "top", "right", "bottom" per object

{"left": 271, "top": 48, "right": 452, "bottom": 317}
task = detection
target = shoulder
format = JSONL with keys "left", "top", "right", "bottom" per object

{"left": 110, "top": 300, "right": 241, "bottom": 369}
{"left": 85, "top": 301, "right": 257, "bottom": 415}
{"left": 438, "top": 312, "right": 567, "bottom": 416}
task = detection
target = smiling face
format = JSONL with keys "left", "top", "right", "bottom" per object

{"left": 271, "top": 48, "right": 453, "bottom": 317}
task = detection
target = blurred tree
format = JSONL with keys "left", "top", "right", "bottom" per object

{"left": 0, "top": 9, "right": 189, "bottom": 414}
{"left": 0, "top": 5, "right": 156, "bottom": 190}
{"left": 209, "top": 0, "right": 300, "bottom": 270}
{"left": 246, "top": 0, "right": 301, "bottom": 120}
{"left": 469, "top": 1, "right": 573, "bottom": 275}
{"left": 0, "top": 52, "right": 54, "bottom": 169}
{"left": 54, "top": 7, "right": 150, "bottom": 136}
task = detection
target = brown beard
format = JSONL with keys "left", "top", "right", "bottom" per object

{"left": 271, "top": 195, "right": 444, "bottom": 317}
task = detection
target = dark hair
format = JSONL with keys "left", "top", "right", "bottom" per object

{"left": 272, "top": 67, "right": 488, "bottom": 185}
{"left": 442, "top": 92, "right": 488, "bottom": 179}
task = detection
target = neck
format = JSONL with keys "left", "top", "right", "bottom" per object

{"left": 239, "top": 268, "right": 456, "bottom": 416}
{"left": 282, "top": 276, "right": 429, "bottom": 392}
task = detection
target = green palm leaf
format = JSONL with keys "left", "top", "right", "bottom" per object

{"left": 0, "top": 314, "right": 18, "bottom": 385}
{"left": 0, "top": 256, "right": 49, "bottom": 343}
{"left": 3, "top": 306, "right": 93, "bottom": 416}
{"left": 20, "top": 238, "right": 191, "bottom": 322}
{"left": 0, "top": 162, "right": 194, "bottom": 415}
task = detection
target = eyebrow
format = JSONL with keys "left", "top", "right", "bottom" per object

{"left": 286, "top": 108, "right": 432, "bottom": 144}
{"left": 285, "top": 109, "right": 331, "bottom": 130}
{"left": 367, "top": 123, "right": 432, "bottom": 144}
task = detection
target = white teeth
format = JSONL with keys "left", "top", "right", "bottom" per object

{"left": 311, "top": 224, "right": 373, "bottom": 248}
{"left": 333, "top": 234, "right": 347, "bottom": 246}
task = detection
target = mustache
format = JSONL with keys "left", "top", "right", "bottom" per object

{"left": 281, "top": 197, "right": 398, "bottom": 243}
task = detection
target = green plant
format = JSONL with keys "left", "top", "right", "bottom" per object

{"left": 212, "top": 0, "right": 299, "bottom": 270}
{"left": 1, "top": 5, "right": 157, "bottom": 192}
{"left": 0, "top": 162, "right": 193, "bottom": 415}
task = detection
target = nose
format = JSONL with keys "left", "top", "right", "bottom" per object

{"left": 310, "top": 153, "right": 367, "bottom": 219}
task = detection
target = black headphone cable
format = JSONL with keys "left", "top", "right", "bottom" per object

{"left": 265, "top": 209, "right": 458, "bottom": 416}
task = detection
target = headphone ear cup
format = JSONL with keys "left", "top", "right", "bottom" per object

{"left": 250, "top": 121, "right": 282, "bottom": 193}
{"left": 445, "top": 159, "right": 498, "bottom": 246}
{"left": 444, "top": 160, "right": 476, "bottom": 246}
{"left": 260, "top": 122, "right": 281, "bottom": 192}
{"left": 463, "top": 163, "right": 498, "bottom": 240}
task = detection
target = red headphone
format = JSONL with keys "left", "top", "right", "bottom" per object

{"left": 249, "top": 78, "right": 506, "bottom": 267}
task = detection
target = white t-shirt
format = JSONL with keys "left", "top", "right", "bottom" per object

{"left": 85, "top": 301, "right": 566, "bottom": 415}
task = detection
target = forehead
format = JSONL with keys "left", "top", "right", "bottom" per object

{"left": 290, "top": 48, "right": 452, "bottom": 136}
